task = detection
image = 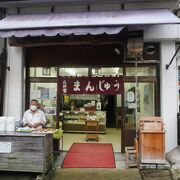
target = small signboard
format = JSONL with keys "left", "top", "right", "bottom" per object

{"left": 128, "top": 103, "right": 136, "bottom": 109}
{"left": 0, "top": 142, "right": 12, "bottom": 153}
{"left": 127, "top": 91, "right": 135, "bottom": 103}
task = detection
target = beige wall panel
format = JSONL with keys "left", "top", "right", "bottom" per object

{"left": 54, "top": 4, "right": 87, "bottom": 12}
{"left": 125, "top": 1, "right": 176, "bottom": 10}
{"left": 20, "top": 6, "right": 51, "bottom": 14}
{"left": 90, "top": 3, "right": 122, "bottom": 11}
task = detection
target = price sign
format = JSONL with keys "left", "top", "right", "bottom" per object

{"left": 0, "top": 142, "right": 12, "bottom": 153}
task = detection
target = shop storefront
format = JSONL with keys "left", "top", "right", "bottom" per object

{"left": 26, "top": 45, "right": 159, "bottom": 152}
{"left": 0, "top": 6, "right": 179, "bottom": 152}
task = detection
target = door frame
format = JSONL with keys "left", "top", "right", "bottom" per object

{"left": 121, "top": 75, "right": 160, "bottom": 152}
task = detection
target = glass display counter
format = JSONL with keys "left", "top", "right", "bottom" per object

{"left": 61, "top": 111, "right": 106, "bottom": 133}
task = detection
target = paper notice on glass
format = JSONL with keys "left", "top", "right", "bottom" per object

{"left": 50, "top": 89, "right": 56, "bottom": 98}
{"left": 0, "top": 142, "right": 11, "bottom": 153}
{"left": 128, "top": 103, "right": 136, "bottom": 109}
{"left": 41, "top": 88, "right": 49, "bottom": 100}
{"left": 30, "top": 90, "right": 41, "bottom": 99}
{"left": 91, "top": 101, "right": 96, "bottom": 106}
{"left": 116, "top": 94, "right": 121, "bottom": 107}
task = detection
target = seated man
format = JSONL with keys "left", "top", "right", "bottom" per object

{"left": 22, "top": 99, "right": 46, "bottom": 129}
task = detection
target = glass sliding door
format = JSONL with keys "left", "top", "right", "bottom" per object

{"left": 122, "top": 82, "right": 155, "bottom": 151}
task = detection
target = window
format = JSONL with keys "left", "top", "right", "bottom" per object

{"left": 30, "top": 67, "right": 57, "bottom": 77}
{"left": 30, "top": 82, "right": 57, "bottom": 127}
{"left": 126, "top": 67, "right": 156, "bottom": 76}
{"left": 59, "top": 68, "right": 88, "bottom": 77}
{"left": 92, "top": 67, "right": 123, "bottom": 77}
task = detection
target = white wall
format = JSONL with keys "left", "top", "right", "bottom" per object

{"left": 4, "top": 45, "right": 24, "bottom": 121}
{"left": 144, "top": 25, "right": 179, "bottom": 41}
{"left": 160, "top": 41, "right": 178, "bottom": 152}
{"left": 176, "top": 46, "right": 180, "bottom": 111}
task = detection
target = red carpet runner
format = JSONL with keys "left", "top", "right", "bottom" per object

{"left": 62, "top": 143, "right": 116, "bottom": 168}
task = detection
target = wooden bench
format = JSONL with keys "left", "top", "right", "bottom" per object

{"left": 125, "top": 138, "right": 138, "bottom": 168}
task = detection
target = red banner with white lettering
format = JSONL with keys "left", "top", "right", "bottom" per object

{"left": 58, "top": 76, "right": 123, "bottom": 94}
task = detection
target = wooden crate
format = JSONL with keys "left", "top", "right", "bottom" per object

{"left": 140, "top": 116, "right": 162, "bottom": 122}
{"left": 0, "top": 132, "right": 53, "bottom": 173}
{"left": 139, "top": 117, "right": 166, "bottom": 164}
{"left": 139, "top": 130, "right": 165, "bottom": 163}
{"left": 139, "top": 121, "right": 164, "bottom": 131}
{"left": 139, "top": 116, "right": 164, "bottom": 131}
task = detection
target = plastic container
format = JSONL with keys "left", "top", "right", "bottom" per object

{"left": 6, "top": 117, "right": 15, "bottom": 131}
{"left": 0, "top": 116, "right": 6, "bottom": 131}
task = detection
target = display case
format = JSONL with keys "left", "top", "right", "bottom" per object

{"left": 61, "top": 111, "right": 106, "bottom": 133}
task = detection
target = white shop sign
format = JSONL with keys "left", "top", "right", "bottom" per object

{"left": 0, "top": 142, "right": 12, "bottom": 153}
{"left": 127, "top": 91, "right": 135, "bottom": 103}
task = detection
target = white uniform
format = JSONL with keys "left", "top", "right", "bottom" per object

{"left": 22, "top": 109, "right": 46, "bottom": 129}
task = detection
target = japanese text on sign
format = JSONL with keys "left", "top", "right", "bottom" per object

{"left": 58, "top": 77, "right": 123, "bottom": 94}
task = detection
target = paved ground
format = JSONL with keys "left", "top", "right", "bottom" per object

{"left": 51, "top": 152, "right": 173, "bottom": 180}
{"left": 0, "top": 152, "right": 178, "bottom": 180}
{"left": 52, "top": 168, "right": 141, "bottom": 180}
{"left": 0, "top": 168, "right": 177, "bottom": 180}
{"left": 140, "top": 170, "right": 173, "bottom": 180}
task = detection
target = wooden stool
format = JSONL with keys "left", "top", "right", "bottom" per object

{"left": 85, "top": 120, "right": 99, "bottom": 142}
{"left": 125, "top": 138, "right": 138, "bottom": 168}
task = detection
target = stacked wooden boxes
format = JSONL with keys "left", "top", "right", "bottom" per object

{"left": 139, "top": 117, "right": 166, "bottom": 164}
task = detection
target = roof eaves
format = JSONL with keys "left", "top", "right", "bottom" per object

{"left": 0, "top": 0, "right": 175, "bottom": 8}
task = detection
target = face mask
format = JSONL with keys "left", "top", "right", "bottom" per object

{"left": 30, "top": 105, "right": 37, "bottom": 112}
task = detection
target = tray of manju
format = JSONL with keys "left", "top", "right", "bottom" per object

{"left": 34, "top": 128, "right": 58, "bottom": 133}
{"left": 16, "top": 127, "right": 34, "bottom": 133}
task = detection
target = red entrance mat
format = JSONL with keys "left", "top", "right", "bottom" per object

{"left": 62, "top": 143, "right": 116, "bottom": 168}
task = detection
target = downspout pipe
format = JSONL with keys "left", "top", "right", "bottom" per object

{"left": 0, "top": 7, "right": 7, "bottom": 115}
